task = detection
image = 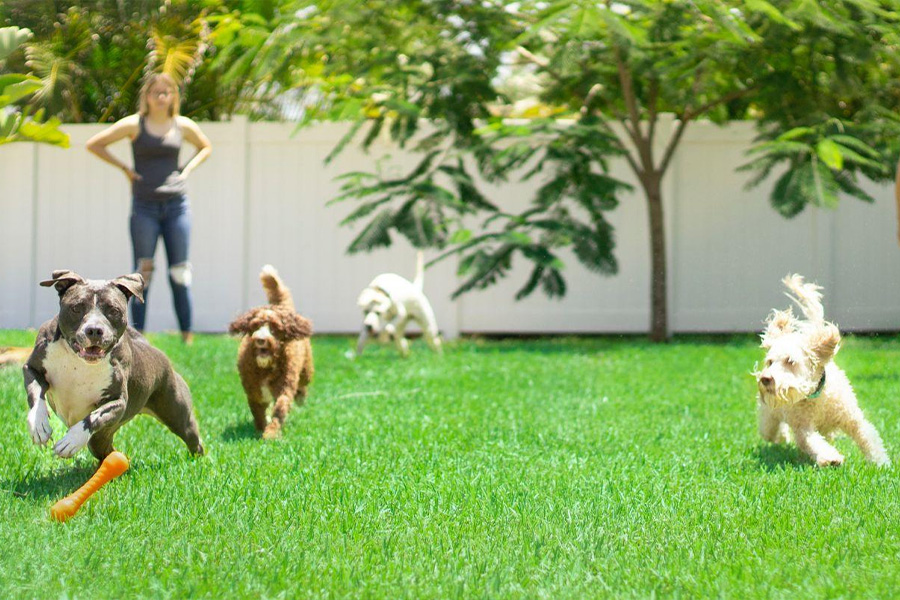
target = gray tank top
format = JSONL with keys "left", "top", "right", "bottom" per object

{"left": 131, "top": 116, "right": 187, "bottom": 201}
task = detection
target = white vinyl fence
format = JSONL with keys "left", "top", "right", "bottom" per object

{"left": 2, "top": 116, "right": 899, "bottom": 335}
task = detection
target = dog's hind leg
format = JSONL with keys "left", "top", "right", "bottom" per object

{"left": 294, "top": 359, "right": 314, "bottom": 407}
{"left": 391, "top": 319, "right": 410, "bottom": 357}
{"left": 843, "top": 411, "right": 890, "bottom": 466}
{"left": 415, "top": 303, "right": 443, "bottom": 355}
{"left": 148, "top": 375, "right": 205, "bottom": 455}
{"left": 422, "top": 325, "right": 443, "bottom": 355}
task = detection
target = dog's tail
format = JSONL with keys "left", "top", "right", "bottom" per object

{"left": 413, "top": 251, "right": 425, "bottom": 291}
{"left": 783, "top": 274, "right": 824, "bottom": 323}
{"left": 260, "top": 265, "right": 294, "bottom": 310}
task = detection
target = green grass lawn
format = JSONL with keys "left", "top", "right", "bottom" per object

{"left": 1, "top": 330, "right": 898, "bottom": 598}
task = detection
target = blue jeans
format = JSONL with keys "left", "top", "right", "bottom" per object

{"left": 129, "top": 196, "right": 192, "bottom": 332}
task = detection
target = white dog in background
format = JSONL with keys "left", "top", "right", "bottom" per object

{"left": 754, "top": 274, "right": 889, "bottom": 467}
{"left": 355, "top": 252, "right": 443, "bottom": 357}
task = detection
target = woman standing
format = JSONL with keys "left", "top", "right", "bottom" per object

{"left": 87, "top": 73, "right": 212, "bottom": 344}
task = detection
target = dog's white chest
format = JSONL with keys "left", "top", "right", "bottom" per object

{"left": 43, "top": 341, "right": 113, "bottom": 427}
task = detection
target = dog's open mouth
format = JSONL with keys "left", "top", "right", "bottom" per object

{"left": 72, "top": 342, "right": 107, "bottom": 363}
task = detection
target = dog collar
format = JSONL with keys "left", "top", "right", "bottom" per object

{"left": 808, "top": 371, "right": 826, "bottom": 399}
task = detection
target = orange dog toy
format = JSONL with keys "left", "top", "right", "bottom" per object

{"left": 50, "top": 451, "right": 129, "bottom": 522}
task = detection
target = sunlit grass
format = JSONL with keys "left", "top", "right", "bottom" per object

{"left": 1, "top": 331, "right": 898, "bottom": 598}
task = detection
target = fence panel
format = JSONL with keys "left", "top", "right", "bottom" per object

{"left": 1, "top": 118, "right": 898, "bottom": 334}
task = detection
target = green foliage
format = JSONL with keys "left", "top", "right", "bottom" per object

{"left": 0, "top": 26, "right": 68, "bottom": 146}
{"left": 331, "top": 113, "right": 629, "bottom": 299}
{"left": 0, "top": 1, "right": 295, "bottom": 122}
{"left": 738, "top": 0, "right": 900, "bottom": 215}
{"left": 283, "top": 0, "right": 900, "bottom": 336}
{"left": 740, "top": 118, "right": 897, "bottom": 216}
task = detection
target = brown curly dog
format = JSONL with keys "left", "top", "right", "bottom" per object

{"left": 229, "top": 265, "right": 314, "bottom": 439}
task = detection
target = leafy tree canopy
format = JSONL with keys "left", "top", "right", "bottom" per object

{"left": 0, "top": 26, "right": 68, "bottom": 146}
{"left": 0, "top": 0, "right": 296, "bottom": 121}
{"left": 270, "top": 0, "right": 900, "bottom": 339}
{"left": 5, "top": 1, "right": 900, "bottom": 339}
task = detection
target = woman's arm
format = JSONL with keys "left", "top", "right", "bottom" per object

{"left": 85, "top": 115, "right": 141, "bottom": 181}
{"left": 178, "top": 117, "right": 212, "bottom": 178}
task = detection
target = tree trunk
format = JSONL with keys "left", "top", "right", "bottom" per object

{"left": 644, "top": 177, "right": 668, "bottom": 342}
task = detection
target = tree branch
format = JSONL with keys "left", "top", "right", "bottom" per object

{"left": 516, "top": 45, "right": 566, "bottom": 85}
{"left": 658, "top": 85, "right": 759, "bottom": 176}
{"left": 613, "top": 118, "right": 643, "bottom": 175}
{"left": 647, "top": 77, "right": 659, "bottom": 143}
{"left": 657, "top": 117, "right": 690, "bottom": 177}
{"left": 580, "top": 83, "right": 603, "bottom": 119}
{"left": 682, "top": 85, "right": 758, "bottom": 121}
{"left": 613, "top": 44, "right": 654, "bottom": 172}
{"left": 580, "top": 83, "right": 619, "bottom": 136}
{"left": 618, "top": 117, "right": 642, "bottom": 153}
{"left": 622, "top": 146, "right": 642, "bottom": 176}
{"left": 613, "top": 44, "right": 644, "bottom": 142}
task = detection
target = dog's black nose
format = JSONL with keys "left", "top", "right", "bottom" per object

{"left": 759, "top": 375, "right": 774, "bottom": 387}
{"left": 84, "top": 326, "right": 104, "bottom": 341}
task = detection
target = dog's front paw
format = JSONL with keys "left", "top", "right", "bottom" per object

{"left": 773, "top": 423, "right": 791, "bottom": 445}
{"left": 871, "top": 453, "right": 891, "bottom": 468}
{"left": 27, "top": 402, "right": 52, "bottom": 446}
{"left": 53, "top": 422, "right": 91, "bottom": 458}
{"left": 815, "top": 452, "right": 845, "bottom": 467}
{"left": 262, "top": 424, "right": 282, "bottom": 440}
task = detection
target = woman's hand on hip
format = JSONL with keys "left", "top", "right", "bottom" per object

{"left": 123, "top": 167, "right": 142, "bottom": 183}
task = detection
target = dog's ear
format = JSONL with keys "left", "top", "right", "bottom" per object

{"left": 282, "top": 311, "right": 313, "bottom": 340}
{"left": 112, "top": 273, "right": 145, "bottom": 303}
{"left": 358, "top": 288, "right": 392, "bottom": 312}
{"left": 356, "top": 288, "right": 378, "bottom": 310}
{"left": 228, "top": 309, "right": 257, "bottom": 336}
{"left": 808, "top": 322, "right": 841, "bottom": 365}
{"left": 39, "top": 270, "right": 85, "bottom": 296}
{"left": 761, "top": 308, "right": 795, "bottom": 349}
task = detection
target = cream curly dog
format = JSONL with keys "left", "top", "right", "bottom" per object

{"left": 754, "top": 274, "right": 889, "bottom": 467}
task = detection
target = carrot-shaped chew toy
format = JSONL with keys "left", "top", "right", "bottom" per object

{"left": 50, "top": 451, "right": 130, "bottom": 522}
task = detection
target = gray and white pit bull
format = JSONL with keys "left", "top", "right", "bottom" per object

{"left": 23, "top": 270, "right": 204, "bottom": 461}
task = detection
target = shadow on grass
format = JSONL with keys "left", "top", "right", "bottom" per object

{"left": 852, "top": 372, "right": 897, "bottom": 382}
{"left": 457, "top": 333, "right": 761, "bottom": 356}
{"left": 460, "top": 336, "right": 624, "bottom": 356}
{"left": 3, "top": 464, "right": 135, "bottom": 502}
{"left": 753, "top": 443, "right": 811, "bottom": 471}
{"left": 220, "top": 420, "right": 259, "bottom": 443}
